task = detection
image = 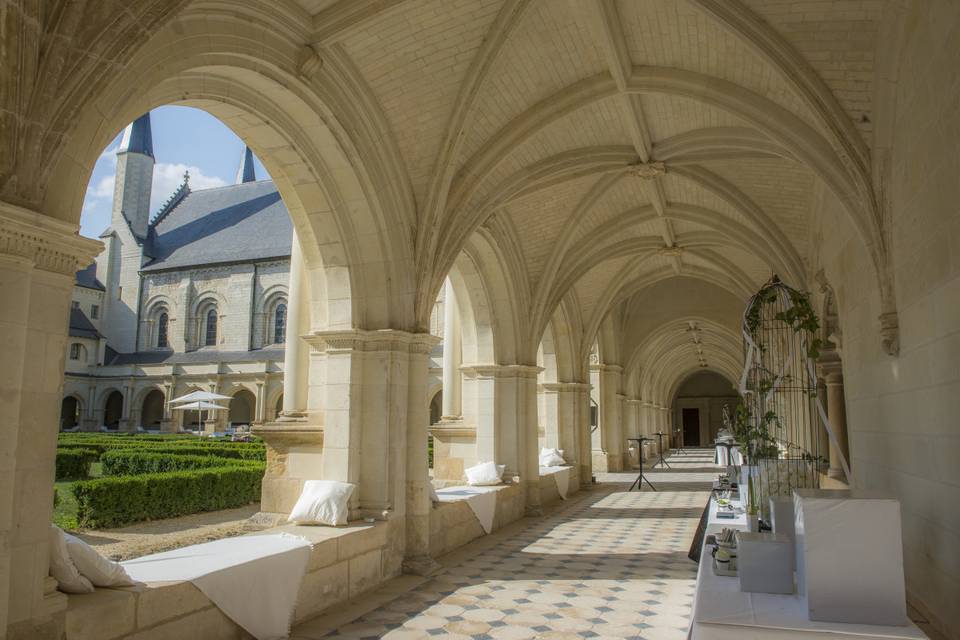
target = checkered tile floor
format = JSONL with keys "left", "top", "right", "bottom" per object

{"left": 293, "top": 450, "right": 718, "bottom": 640}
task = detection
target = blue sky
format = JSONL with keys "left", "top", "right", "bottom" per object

{"left": 80, "top": 106, "right": 270, "bottom": 238}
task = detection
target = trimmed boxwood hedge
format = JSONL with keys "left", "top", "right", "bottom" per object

{"left": 72, "top": 464, "right": 265, "bottom": 528}
{"left": 55, "top": 448, "right": 99, "bottom": 480}
{"left": 101, "top": 450, "right": 253, "bottom": 476}
{"left": 57, "top": 441, "right": 265, "bottom": 461}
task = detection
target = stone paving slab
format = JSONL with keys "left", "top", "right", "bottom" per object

{"left": 293, "top": 451, "right": 718, "bottom": 640}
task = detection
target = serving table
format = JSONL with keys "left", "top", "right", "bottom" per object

{"left": 689, "top": 495, "right": 928, "bottom": 640}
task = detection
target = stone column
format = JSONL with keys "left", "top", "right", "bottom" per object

{"left": 82, "top": 383, "right": 98, "bottom": 431}
{"left": 541, "top": 382, "right": 586, "bottom": 463}
{"left": 624, "top": 399, "right": 641, "bottom": 468}
{"left": 281, "top": 230, "right": 309, "bottom": 418}
{"left": 254, "top": 381, "right": 266, "bottom": 425}
{"left": 441, "top": 279, "right": 462, "bottom": 419}
{"left": 576, "top": 384, "right": 593, "bottom": 487}
{"left": 0, "top": 203, "right": 101, "bottom": 640}
{"left": 160, "top": 379, "right": 175, "bottom": 433}
{"left": 823, "top": 368, "right": 849, "bottom": 480}
{"left": 594, "top": 364, "right": 624, "bottom": 472}
{"left": 306, "top": 329, "right": 438, "bottom": 575}
{"left": 120, "top": 380, "right": 134, "bottom": 432}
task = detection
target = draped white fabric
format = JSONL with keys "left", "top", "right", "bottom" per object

{"left": 436, "top": 486, "right": 500, "bottom": 534}
{"left": 539, "top": 465, "right": 572, "bottom": 500}
{"left": 122, "top": 533, "right": 311, "bottom": 640}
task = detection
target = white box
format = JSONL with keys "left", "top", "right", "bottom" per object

{"left": 770, "top": 495, "right": 796, "bottom": 538}
{"left": 737, "top": 532, "right": 794, "bottom": 594}
{"left": 793, "top": 489, "right": 907, "bottom": 625}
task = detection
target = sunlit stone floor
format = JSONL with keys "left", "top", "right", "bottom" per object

{"left": 293, "top": 450, "right": 718, "bottom": 640}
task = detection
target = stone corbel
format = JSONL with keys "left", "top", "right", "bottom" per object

{"left": 879, "top": 312, "right": 899, "bottom": 356}
{"left": 306, "top": 328, "right": 440, "bottom": 355}
{"left": 0, "top": 201, "right": 102, "bottom": 274}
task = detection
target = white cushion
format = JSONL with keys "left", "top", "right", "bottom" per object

{"left": 465, "top": 461, "right": 505, "bottom": 486}
{"left": 49, "top": 526, "right": 94, "bottom": 594}
{"left": 64, "top": 531, "right": 133, "bottom": 587}
{"left": 539, "top": 448, "right": 565, "bottom": 467}
{"left": 428, "top": 483, "right": 440, "bottom": 503}
{"left": 288, "top": 480, "right": 355, "bottom": 526}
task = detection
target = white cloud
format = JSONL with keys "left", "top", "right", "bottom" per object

{"left": 150, "top": 162, "right": 226, "bottom": 213}
{"left": 90, "top": 175, "right": 115, "bottom": 199}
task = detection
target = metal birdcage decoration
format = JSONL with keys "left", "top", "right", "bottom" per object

{"left": 738, "top": 276, "right": 830, "bottom": 521}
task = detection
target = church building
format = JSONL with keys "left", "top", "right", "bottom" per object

{"left": 61, "top": 113, "right": 292, "bottom": 432}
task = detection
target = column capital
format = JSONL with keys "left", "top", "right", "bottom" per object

{"left": 460, "top": 363, "right": 543, "bottom": 379}
{"left": 592, "top": 363, "right": 623, "bottom": 374}
{"left": 306, "top": 328, "right": 440, "bottom": 354}
{"left": 540, "top": 381, "right": 591, "bottom": 393}
{"left": 0, "top": 201, "right": 102, "bottom": 275}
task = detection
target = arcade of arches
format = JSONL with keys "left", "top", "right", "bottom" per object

{"left": 2, "top": 1, "right": 960, "bottom": 639}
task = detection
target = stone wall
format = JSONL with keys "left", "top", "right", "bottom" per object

{"left": 806, "top": 5, "right": 960, "bottom": 636}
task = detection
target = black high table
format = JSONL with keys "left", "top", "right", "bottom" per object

{"left": 672, "top": 427, "right": 686, "bottom": 455}
{"left": 626, "top": 437, "right": 656, "bottom": 491}
{"left": 653, "top": 432, "right": 671, "bottom": 469}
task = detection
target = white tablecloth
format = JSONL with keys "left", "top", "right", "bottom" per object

{"left": 715, "top": 443, "right": 744, "bottom": 466}
{"left": 539, "top": 465, "right": 572, "bottom": 500}
{"left": 690, "top": 498, "right": 927, "bottom": 640}
{"left": 123, "top": 533, "right": 311, "bottom": 640}
{"left": 435, "top": 485, "right": 500, "bottom": 533}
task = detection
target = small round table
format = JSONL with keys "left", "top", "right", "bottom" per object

{"left": 626, "top": 437, "right": 656, "bottom": 491}
{"left": 653, "top": 432, "right": 671, "bottom": 469}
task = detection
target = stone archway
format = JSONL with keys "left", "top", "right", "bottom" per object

{"left": 228, "top": 390, "right": 256, "bottom": 427}
{"left": 140, "top": 389, "right": 165, "bottom": 431}
{"left": 60, "top": 396, "right": 82, "bottom": 431}
{"left": 103, "top": 391, "right": 124, "bottom": 430}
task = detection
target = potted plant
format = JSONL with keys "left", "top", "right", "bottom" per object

{"left": 732, "top": 403, "right": 779, "bottom": 531}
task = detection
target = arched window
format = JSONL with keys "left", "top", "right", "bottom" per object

{"left": 204, "top": 308, "right": 218, "bottom": 346}
{"left": 274, "top": 303, "right": 287, "bottom": 344}
{"left": 157, "top": 312, "right": 169, "bottom": 348}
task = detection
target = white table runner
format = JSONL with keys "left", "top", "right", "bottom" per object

{"left": 435, "top": 486, "right": 500, "bottom": 533}
{"left": 690, "top": 498, "right": 926, "bottom": 640}
{"left": 539, "top": 465, "right": 572, "bottom": 500}
{"left": 123, "top": 533, "right": 311, "bottom": 640}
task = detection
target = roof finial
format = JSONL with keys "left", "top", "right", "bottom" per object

{"left": 118, "top": 112, "right": 154, "bottom": 158}
{"left": 183, "top": 169, "right": 190, "bottom": 186}
{"left": 235, "top": 146, "right": 256, "bottom": 183}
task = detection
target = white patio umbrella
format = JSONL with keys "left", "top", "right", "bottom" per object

{"left": 170, "top": 390, "right": 233, "bottom": 404}
{"left": 172, "top": 400, "right": 228, "bottom": 433}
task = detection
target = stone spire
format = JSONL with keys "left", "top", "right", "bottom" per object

{"left": 113, "top": 112, "right": 155, "bottom": 239}
{"left": 235, "top": 146, "right": 256, "bottom": 183}
{"left": 118, "top": 113, "right": 154, "bottom": 158}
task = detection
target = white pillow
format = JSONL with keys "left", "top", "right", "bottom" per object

{"left": 539, "top": 448, "right": 565, "bottom": 467}
{"left": 49, "top": 526, "right": 94, "bottom": 594}
{"left": 465, "top": 461, "right": 505, "bottom": 486}
{"left": 288, "top": 480, "right": 355, "bottom": 526}
{"left": 63, "top": 532, "right": 133, "bottom": 587}
{"left": 428, "top": 483, "right": 440, "bottom": 503}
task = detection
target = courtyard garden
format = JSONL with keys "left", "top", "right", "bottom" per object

{"left": 54, "top": 433, "right": 266, "bottom": 531}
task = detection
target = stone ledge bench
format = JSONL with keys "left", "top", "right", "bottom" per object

{"left": 64, "top": 519, "right": 394, "bottom": 640}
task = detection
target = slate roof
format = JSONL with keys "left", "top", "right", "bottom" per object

{"left": 105, "top": 348, "right": 285, "bottom": 366}
{"left": 142, "top": 180, "right": 292, "bottom": 272}
{"left": 75, "top": 263, "right": 104, "bottom": 290}
{"left": 69, "top": 308, "right": 100, "bottom": 339}
{"left": 119, "top": 113, "right": 154, "bottom": 158}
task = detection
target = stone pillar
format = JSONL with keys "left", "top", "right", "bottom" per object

{"left": 281, "top": 230, "right": 309, "bottom": 418}
{"left": 823, "top": 369, "right": 849, "bottom": 480}
{"left": 119, "top": 380, "right": 134, "bottom": 432}
{"left": 81, "top": 383, "right": 98, "bottom": 431}
{"left": 0, "top": 203, "right": 101, "bottom": 640}
{"left": 160, "top": 379, "right": 175, "bottom": 433}
{"left": 299, "top": 330, "right": 437, "bottom": 575}
{"left": 624, "top": 399, "right": 640, "bottom": 468}
{"left": 541, "top": 382, "right": 585, "bottom": 464}
{"left": 576, "top": 384, "right": 593, "bottom": 487}
{"left": 594, "top": 364, "right": 624, "bottom": 472}
{"left": 441, "top": 279, "right": 461, "bottom": 419}
{"left": 254, "top": 381, "right": 266, "bottom": 425}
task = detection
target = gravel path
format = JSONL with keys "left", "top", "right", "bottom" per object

{"left": 73, "top": 504, "right": 270, "bottom": 561}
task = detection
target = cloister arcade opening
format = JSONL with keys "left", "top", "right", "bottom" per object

{"left": 3, "top": 2, "right": 959, "bottom": 639}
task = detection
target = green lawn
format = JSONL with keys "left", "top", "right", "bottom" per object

{"left": 54, "top": 462, "right": 102, "bottom": 531}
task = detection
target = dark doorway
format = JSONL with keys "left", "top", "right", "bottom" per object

{"left": 682, "top": 408, "right": 700, "bottom": 447}
{"left": 61, "top": 397, "right": 81, "bottom": 430}
{"left": 104, "top": 391, "right": 124, "bottom": 430}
